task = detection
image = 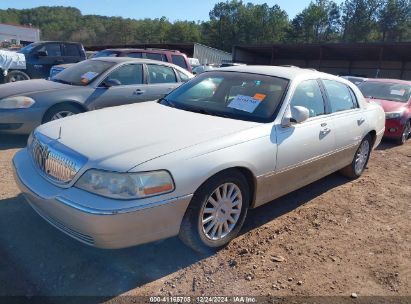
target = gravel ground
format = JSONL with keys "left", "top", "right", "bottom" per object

{"left": 0, "top": 134, "right": 410, "bottom": 301}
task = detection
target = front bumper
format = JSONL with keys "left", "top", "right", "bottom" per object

{"left": 0, "top": 107, "right": 45, "bottom": 134}
{"left": 384, "top": 118, "right": 405, "bottom": 139}
{"left": 13, "top": 149, "right": 193, "bottom": 249}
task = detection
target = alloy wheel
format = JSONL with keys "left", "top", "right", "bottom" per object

{"left": 354, "top": 140, "right": 370, "bottom": 175}
{"left": 401, "top": 121, "right": 410, "bottom": 144}
{"left": 200, "top": 183, "right": 243, "bottom": 241}
{"left": 51, "top": 111, "right": 75, "bottom": 121}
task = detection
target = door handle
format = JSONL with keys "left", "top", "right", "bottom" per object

{"left": 357, "top": 117, "right": 365, "bottom": 125}
{"left": 320, "top": 127, "right": 331, "bottom": 135}
{"left": 133, "top": 89, "right": 145, "bottom": 95}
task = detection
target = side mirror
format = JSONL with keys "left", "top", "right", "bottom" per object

{"left": 37, "top": 50, "right": 48, "bottom": 57}
{"left": 102, "top": 78, "right": 121, "bottom": 87}
{"left": 282, "top": 105, "right": 310, "bottom": 127}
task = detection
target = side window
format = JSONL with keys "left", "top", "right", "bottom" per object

{"left": 323, "top": 80, "right": 357, "bottom": 112}
{"left": 38, "top": 43, "right": 62, "bottom": 56}
{"left": 147, "top": 64, "right": 177, "bottom": 84}
{"left": 290, "top": 79, "right": 325, "bottom": 117}
{"left": 172, "top": 55, "right": 188, "bottom": 69}
{"left": 105, "top": 64, "right": 143, "bottom": 85}
{"left": 176, "top": 69, "right": 190, "bottom": 82}
{"left": 64, "top": 44, "right": 80, "bottom": 56}
{"left": 127, "top": 52, "right": 143, "bottom": 58}
{"left": 144, "top": 53, "right": 167, "bottom": 62}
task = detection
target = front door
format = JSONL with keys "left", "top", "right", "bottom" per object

{"left": 91, "top": 63, "right": 148, "bottom": 109}
{"left": 271, "top": 79, "right": 336, "bottom": 199}
{"left": 27, "top": 43, "right": 64, "bottom": 78}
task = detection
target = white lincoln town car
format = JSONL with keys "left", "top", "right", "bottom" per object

{"left": 13, "top": 66, "right": 385, "bottom": 252}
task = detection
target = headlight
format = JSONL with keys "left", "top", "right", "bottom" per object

{"left": 75, "top": 169, "right": 175, "bottom": 199}
{"left": 385, "top": 111, "right": 404, "bottom": 119}
{"left": 0, "top": 96, "right": 35, "bottom": 109}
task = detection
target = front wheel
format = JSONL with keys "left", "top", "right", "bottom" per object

{"left": 397, "top": 120, "right": 410, "bottom": 145}
{"left": 179, "top": 170, "right": 250, "bottom": 253}
{"left": 42, "top": 104, "right": 83, "bottom": 124}
{"left": 340, "top": 135, "right": 372, "bottom": 179}
{"left": 5, "top": 70, "right": 30, "bottom": 83}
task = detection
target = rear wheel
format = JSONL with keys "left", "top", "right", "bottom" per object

{"left": 340, "top": 135, "right": 372, "bottom": 179}
{"left": 179, "top": 170, "right": 250, "bottom": 253}
{"left": 42, "top": 104, "right": 83, "bottom": 124}
{"left": 397, "top": 120, "right": 410, "bottom": 145}
{"left": 5, "top": 70, "right": 30, "bottom": 83}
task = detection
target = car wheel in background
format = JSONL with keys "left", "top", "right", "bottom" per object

{"left": 42, "top": 104, "right": 83, "bottom": 123}
{"left": 340, "top": 134, "right": 372, "bottom": 179}
{"left": 397, "top": 120, "right": 410, "bottom": 145}
{"left": 5, "top": 70, "right": 30, "bottom": 83}
{"left": 179, "top": 170, "right": 250, "bottom": 253}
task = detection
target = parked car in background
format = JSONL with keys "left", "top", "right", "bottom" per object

{"left": 340, "top": 76, "right": 367, "bottom": 86}
{"left": 0, "top": 57, "right": 193, "bottom": 134}
{"left": 192, "top": 64, "right": 218, "bottom": 75}
{"left": 12, "top": 66, "right": 385, "bottom": 253}
{"left": 0, "top": 41, "right": 86, "bottom": 83}
{"left": 358, "top": 78, "right": 411, "bottom": 144}
{"left": 49, "top": 47, "right": 193, "bottom": 78}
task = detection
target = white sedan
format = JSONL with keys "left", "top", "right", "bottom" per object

{"left": 13, "top": 66, "right": 385, "bottom": 253}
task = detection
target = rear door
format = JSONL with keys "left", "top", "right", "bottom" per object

{"left": 91, "top": 63, "right": 147, "bottom": 109}
{"left": 273, "top": 79, "right": 336, "bottom": 198}
{"left": 321, "top": 79, "right": 367, "bottom": 168}
{"left": 144, "top": 64, "right": 180, "bottom": 100}
{"left": 62, "top": 43, "right": 84, "bottom": 64}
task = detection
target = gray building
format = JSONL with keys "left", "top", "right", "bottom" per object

{"left": 233, "top": 42, "right": 411, "bottom": 80}
{"left": 87, "top": 42, "right": 231, "bottom": 65}
{"left": 0, "top": 23, "right": 40, "bottom": 45}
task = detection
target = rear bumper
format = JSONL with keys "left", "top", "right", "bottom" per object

{"left": 0, "top": 108, "right": 45, "bottom": 134}
{"left": 13, "top": 149, "right": 193, "bottom": 249}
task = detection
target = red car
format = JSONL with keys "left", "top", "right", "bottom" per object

{"left": 359, "top": 79, "right": 411, "bottom": 145}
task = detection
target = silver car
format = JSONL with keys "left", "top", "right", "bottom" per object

{"left": 13, "top": 66, "right": 385, "bottom": 253}
{"left": 0, "top": 57, "right": 193, "bottom": 134}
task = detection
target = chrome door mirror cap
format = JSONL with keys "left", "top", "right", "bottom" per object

{"left": 282, "top": 105, "right": 310, "bottom": 127}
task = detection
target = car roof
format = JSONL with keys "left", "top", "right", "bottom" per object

{"left": 88, "top": 57, "right": 192, "bottom": 74}
{"left": 363, "top": 78, "right": 411, "bottom": 85}
{"left": 102, "top": 48, "right": 182, "bottom": 54}
{"left": 216, "top": 65, "right": 332, "bottom": 81}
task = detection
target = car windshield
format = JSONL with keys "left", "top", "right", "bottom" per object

{"left": 161, "top": 71, "right": 289, "bottom": 123}
{"left": 52, "top": 60, "right": 115, "bottom": 86}
{"left": 93, "top": 50, "right": 121, "bottom": 58}
{"left": 359, "top": 81, "right": 411, "bottom": 103}
{"left": 17, "top": 43, "right": 39, "bottom": 55}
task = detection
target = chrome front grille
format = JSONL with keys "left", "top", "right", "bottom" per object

{"left": 30, "top": 132, "right": 87, "bottom": 184}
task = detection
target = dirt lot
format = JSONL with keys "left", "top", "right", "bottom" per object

{"left": 0, "top": 134, "right": 410, "bottom": 301}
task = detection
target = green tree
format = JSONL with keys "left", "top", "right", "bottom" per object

{"left": 378, "top": 0, "right": 411, "bottom": 41}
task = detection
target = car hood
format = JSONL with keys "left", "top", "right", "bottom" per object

{"left": 366, "top": 98, "right": 407, "bottom": 113}
{"left": 0, "top": 79, "right": 72, "bottom": 99}
{"left": 36, "top": 102, "right": 260, "bottom": 172}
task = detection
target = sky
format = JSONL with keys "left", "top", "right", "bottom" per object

{"left": 0, "top": 0, "right": 345, "bottom": 21}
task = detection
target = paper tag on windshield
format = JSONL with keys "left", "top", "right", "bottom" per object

{"left": 81, "top": 71, "right": 99, "bottom": 81}
{"left": 391, "top": 89, "right": 405, "bottom": 96}
{"left": 228, "top": 95, "right": 262, "bottom": 113}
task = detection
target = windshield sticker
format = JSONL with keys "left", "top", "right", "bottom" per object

{"left": 253, "top": 93, "right": 266, "bottom": 101}
{"left": 390, "top": 89, "right": 405, "bottom": 96}
{"left": 228, "top": 95, "right": 262, "bottom": 113}
{"left": 81, "top": 71, "right": 99, "bottom": 82}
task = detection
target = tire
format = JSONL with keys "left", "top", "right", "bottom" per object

{"left": 179, "top": 170, "right": 250, "bottom": 254}
{"left": 5, "top": 70, "right": 30, "bottom": 83}
{"left": 397, "top": 120, "right": 410, "bottom": 145}
{"left": 42, "top": 103, "right": 83, "bottom": 123}
{"left": 339, "top": 134, "right": 372, "bottom": 179}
